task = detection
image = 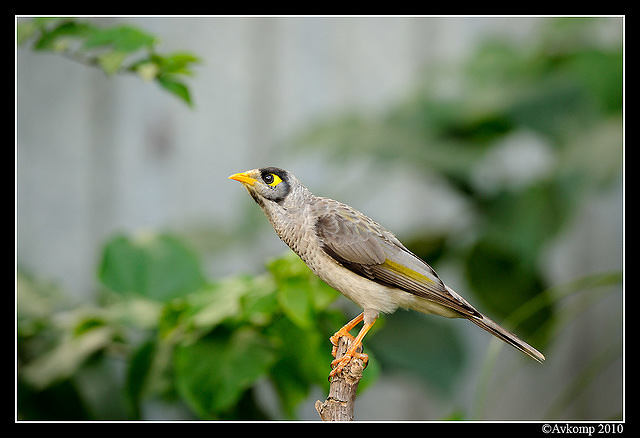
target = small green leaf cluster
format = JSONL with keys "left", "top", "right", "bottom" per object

{"left": 17, "top": 232, "right": 370, "bottom": 420}
{"left": 17, "top": 18, "right": 200, "bottom": 106}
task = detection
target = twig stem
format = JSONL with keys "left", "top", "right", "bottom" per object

{"left": 315, "top": 336, "right": 365, "bottom": 421}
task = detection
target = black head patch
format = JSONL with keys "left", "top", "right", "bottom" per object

{"left": 258, "top": 167, "right": 291, "bottom": 203}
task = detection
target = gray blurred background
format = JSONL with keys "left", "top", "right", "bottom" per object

{"left": 17, "top": 16, "right": 623, "bottom": 421}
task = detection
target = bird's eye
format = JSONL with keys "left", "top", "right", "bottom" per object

{"left": 263, "top": 173, "right": 282, "bottom": 187}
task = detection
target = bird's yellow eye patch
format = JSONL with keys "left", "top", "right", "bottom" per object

{"left": 264, "top": 173, "right": 283, "bottom": 187}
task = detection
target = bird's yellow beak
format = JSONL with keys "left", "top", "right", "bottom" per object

{"left": 228, "top": 171, "right": 257, "bottom": 186}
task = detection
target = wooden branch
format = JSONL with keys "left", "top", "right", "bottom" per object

{"left": 315, "top": 336, "right": 365, "bottom": 421}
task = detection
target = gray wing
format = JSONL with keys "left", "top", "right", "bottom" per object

{"left": 314, "top": 203, "right": 480, "bottom": 318}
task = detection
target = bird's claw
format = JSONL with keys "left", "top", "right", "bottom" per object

{"left": 329, "top": 349, "right": 368, "bottom": 377}
{"left": 330, "top": 329, "right": 355, "bottom": 357}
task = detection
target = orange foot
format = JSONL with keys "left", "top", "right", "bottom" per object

{"left": 329, "top": 346, "right": 368, "bottom": 377}
{"left": 328, "top": 312, "right": 376, "bottom": 378}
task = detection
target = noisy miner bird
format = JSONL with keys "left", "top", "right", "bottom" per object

{"left": 229, "top": 167, "right": 545, "bottom": 376}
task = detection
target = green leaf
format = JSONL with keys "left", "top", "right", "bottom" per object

{"left": 276, "top": 281, "right": 313, "bottom": 329}
{"left": 154, "top": 52, "right": 201, "bottom": 75}
{"left": 174, "top": 328, "right": 276, "bottom": 417}
{"left": 30, "top": 20, "right": 95, "bottom": 51}
{"left": 268, "top": 254, "right": 319, "bottom": 328}
{"left": 182, "top": 278, "right": 250, "bottom": 335}
{"left": 265, "top": 317, "right": 328, "bottom": 417}
{"left": 238, "top": 277, "right": 279, "bottom": 326}
{"left": 157, "top": 75, "right": 193, "bottom": 106}
{"left": 82, "top": 25, "right": 156, "bottom": 52}
{"left": 98, "top": 232, "right": 206, "bottom": 302}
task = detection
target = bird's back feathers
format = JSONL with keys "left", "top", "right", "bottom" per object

{"left": 313, "top": 198, "right": 545, "bottom": 363}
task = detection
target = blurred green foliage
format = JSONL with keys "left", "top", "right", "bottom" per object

{"left": 18, "top": 233, "right": 380, "bottom": 420}
{"left": 17, "top": 17, "right": 200, "bottom": 106}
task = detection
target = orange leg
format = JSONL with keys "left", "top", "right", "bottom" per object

{"left": 329, "top": 315, "right": 376, "bottom": 377}
{"left": 329, "top": 312, "right": 364, "bottom": 357}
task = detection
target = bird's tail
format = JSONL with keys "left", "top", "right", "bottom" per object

{"left": 467, "top": 313, "right": 545, "bottom": 363}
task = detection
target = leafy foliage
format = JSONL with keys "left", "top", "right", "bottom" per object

{"left": 18, "top": 233, "right": 381, "bottom": 420}
{"left": 17, "top": 18, "right": 200, "bottom": 106}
